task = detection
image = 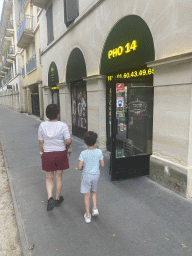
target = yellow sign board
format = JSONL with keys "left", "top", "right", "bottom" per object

{"left": 107, "top": 68, "right": 154, "bottom": 81}
{"left": 51, "top": 86, "right": 59, "bottom": 90}
{"left": 108, "top": 40, "right": 137, "bottom": 59}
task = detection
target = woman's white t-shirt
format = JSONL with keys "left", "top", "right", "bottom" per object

{"left": 38, "top": 121, "right": 70, "bottom": 152}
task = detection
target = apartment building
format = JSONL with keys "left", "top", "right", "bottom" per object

{"left": 4, "top": 0, "right": 192, "bottom": 198}
{"left": 0, "top": 0, "right": 43, "bottom": 119}
{"left": 0, "top": 0, "right": 20, "bottom": 111}
{"left": 17, "top": 0, "right": 43, "bottom": 119}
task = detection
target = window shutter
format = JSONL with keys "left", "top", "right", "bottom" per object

{"left": 64, "top": 0, "right": 79, "bottom": 27}
{"left": 46, "top": 4, "right": 54, "bottom": 44}
{"left": 49, "top": 5, "right": 54, "bottom": 42}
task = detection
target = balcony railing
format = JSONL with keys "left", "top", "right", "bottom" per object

{"left": 2, "top": 68, "right": 13, "bottom": 85}
{"left": 2, "top": 46, "right": 15, "bottom": 68}
{"left": 0, "top": 18, "right": 14, "bottom": 57}
{"left": 26, "top": 54, "right": 36, "bottom": 74}
{"left": 17, "top": 14, "right": 34, "bottom": 48}
{"left": 6, "top": 20, "right": 13, "bottom": 29}
{"left": 0, "top": 27, "right": 12, "bottom": 56}
{"left": 22, "top": 66, "right": 25, "bottom": 77}
{"left": 7, "top": 45, "right": 15, "bottom": 55}
{"left": 19, "top": 0, "right": 29, "bottom": 13}
{"left": 6, "top": 20, "right": 14, "bottom": 36}
{"left": 0, "top": 64, "right": 5, "bottom": 76}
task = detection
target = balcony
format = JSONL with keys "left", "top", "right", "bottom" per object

{"left": 2, "top": 46, "right": 15, "bottom": 68}
{"left": 7, "top": 45, "right": 15, "bottom": 59}
{"left": 17, "top": 15, "right": 34, "bottom": 49}
{"left": 0, "top": 0, "right": 13, "bottom": 40}
{"left": 6, "top": 20, "right": 14, "bottom": 37}
{"left": 3, "top": 73, "right": 12, "bottom": 85}
{"left": 1, "top": 67, "right": 13, "bottom": 85}
{"left": 0, "top": 64, "right": 6, "bottom": 77}
{"left": 31, "top": 0, "right": 50, "bottom": 9}
{"left": 0, "top": 28, "right": 12, "bottom": 58}
{"left": 19, "top": 0, "right": 30, "bottom": 14}
{"left": 26, "top": 54, "right": 36, "bottom": 74}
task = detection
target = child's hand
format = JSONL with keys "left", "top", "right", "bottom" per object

{"left": 78, "top": 160, "right": 83, "bottom": 170}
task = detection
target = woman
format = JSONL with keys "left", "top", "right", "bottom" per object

{"left": 38, "top": 104, "right": 72, "bottom": 211}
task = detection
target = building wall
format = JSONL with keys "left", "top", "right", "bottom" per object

{"left": 1, "top": 0, "right": 189, "bottom": 197}
{"left": 22, "top": 28, "right": 42, "bottom": 87}
{"left": 0, "top": 0, "right": 23, "bottom": 112}
{"left": 40, "top": 0, "right": 192, "bottom": 83}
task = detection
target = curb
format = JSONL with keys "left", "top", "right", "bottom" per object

{"left": 0, "top": 138, "right": 32, "bottom": 256}
{"left": 22, "top": 113, "right": 42, "bottom": 123}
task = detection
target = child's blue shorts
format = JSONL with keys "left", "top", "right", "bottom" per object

{"left": 80, "top": 173, "right": 100, "bottom": 194}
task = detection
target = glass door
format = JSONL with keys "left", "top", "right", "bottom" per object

{"left": 111, "top": 81, "right": 154, "bottom": 180}
{"left": 71, "top": 81, "right": 87, "bottom": 139}
{"left": 52, "top": 89, "right": 60, "bottom": 105}
{"left": 52, "top": 89, "right": 60, "bottom": 120}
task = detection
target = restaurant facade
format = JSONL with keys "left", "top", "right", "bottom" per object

{"left": 32, "top": 0, "right": 192, "bottom": 198}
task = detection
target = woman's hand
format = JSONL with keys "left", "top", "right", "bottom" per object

{"left": 66, "top": 138, "right": 72, "bottom": 155}
{"left": 66, "top": 144, "right": 72, "bottom": 155}
{"left": 39, "top": 140, "right": 44, "bottom": 159}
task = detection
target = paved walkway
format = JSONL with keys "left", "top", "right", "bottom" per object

{"left": 0, "top": 104, "right": 192, "bottom": 256}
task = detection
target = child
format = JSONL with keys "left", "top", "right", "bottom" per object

{"left": 78, "top": 131, "right": 104, "bottom": 223}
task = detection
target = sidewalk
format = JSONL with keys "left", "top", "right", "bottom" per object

{"left": 0, "top": 104, "right": 192, "bottom": 256}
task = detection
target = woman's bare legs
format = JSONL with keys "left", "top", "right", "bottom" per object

{"left": 55, "top": 170, "right": 63, "bottom": 200}
{"left": 46, "top": 171, "right": 54, "bottom": 199}
{"left": 91, "top": 191, "right": 97, "bottom": 209}
{"left": 84, "top": 193, "right": 91, "bottom": 218}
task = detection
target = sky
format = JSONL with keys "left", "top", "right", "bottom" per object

{"left": 0, "top": 0, "right": 4, "bottom": 22}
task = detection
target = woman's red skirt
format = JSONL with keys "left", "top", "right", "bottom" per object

{"left": 42, "top": 150, "right": 69, "bottom": 172}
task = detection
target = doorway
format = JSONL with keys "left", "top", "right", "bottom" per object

{"left": 31, "top": 93, "right": 40, "bottom": 117}
{"left": 107, "top": 67, "right": 154, "bottom": 180}
{"left": 52, "top": 89, "right": 60, "bottom": 105}
{"left": 31, "top": 84, "right": 40, "bottom": 117}
{"left": 71, "top": 81, "right": 87, "bottom": 139}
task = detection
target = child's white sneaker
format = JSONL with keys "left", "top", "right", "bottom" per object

{"left": 92, "top": 208, "right": 99, "bottom": 216}
{"left": 84, "top": 213, "right": 91, "bottom": 223}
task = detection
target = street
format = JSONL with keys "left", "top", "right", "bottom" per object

{"left": 0, "top": 104, "right": 192, "bottom": 256}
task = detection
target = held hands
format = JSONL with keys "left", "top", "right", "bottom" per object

{"left": 40, "top": 152, "right": 43, "bottom": 159}
{"left": 66, "top": 144, "right": 73, "bottom": 155}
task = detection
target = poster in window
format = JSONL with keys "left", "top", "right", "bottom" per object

{"left": 77, "top": 87, "right": 87, "bottom": 129}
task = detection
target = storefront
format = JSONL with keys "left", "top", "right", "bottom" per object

{"left": 66, "top": 48, "right": 87, "bottom": 139}
{"left": 48, "top": 62, "right": 60, "bottom": 105}
{"left": 100, "top": 15, "right": 155, "bottom": 180}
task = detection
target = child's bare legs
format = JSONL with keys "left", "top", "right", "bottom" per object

{"left": 84, "top": 193, "right": 91, "bottom": 217}
{"left": 91, "top": 191, "right": 97, "bottom": 209}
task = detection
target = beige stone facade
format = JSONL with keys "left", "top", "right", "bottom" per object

{"left": 0, "top": 0, "right": 22, "bottom": 112}
{"left": 19, "top": 1, "right": 43, "bottom": 119}
{"left": 0, "top": 0, "right": 43, "bottom": 119}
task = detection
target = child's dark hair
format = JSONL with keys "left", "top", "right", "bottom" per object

{"left": 46, "top": 104, "right": 60, "bottom": 120}
{"left": 84, "top": 131, "right": 98, "bottom": 146}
